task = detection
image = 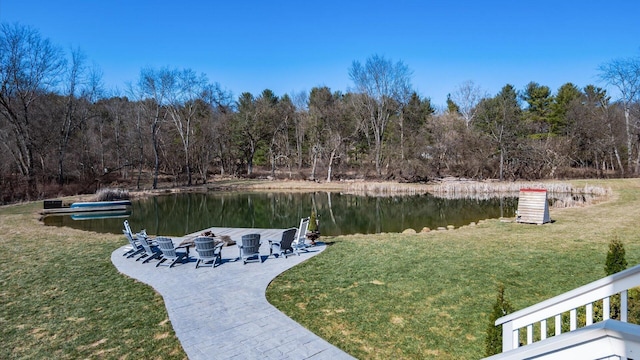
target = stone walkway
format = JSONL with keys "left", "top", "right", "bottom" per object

{"left": 111, "top": 227, "right": 355, "bottom": 360}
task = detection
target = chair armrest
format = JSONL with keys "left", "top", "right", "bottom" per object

{"left": 174, "top": 244, "right": 190, "bottom": 253}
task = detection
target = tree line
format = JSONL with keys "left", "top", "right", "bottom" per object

{"left": 1, "top": 23, "right": 639, "bottom": 203}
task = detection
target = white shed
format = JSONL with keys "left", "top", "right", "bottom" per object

{"left": 516, "top": 188, "right": 551, "bottom": 225}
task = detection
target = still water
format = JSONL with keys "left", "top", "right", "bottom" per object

{"left": 44, "top": 191, "right": 517, "bottom": 236}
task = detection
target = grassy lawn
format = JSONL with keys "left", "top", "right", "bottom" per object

{"left": 266, "top": 179, "right": 640, "bottom": 359}
{"left": 2, "top": 179, "right": 639, "bottom": 359}
{"left": 0, "top": 202, "right": 186, "bottom": 359}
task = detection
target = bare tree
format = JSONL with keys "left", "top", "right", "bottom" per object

{"left": 308, "top": 87, "right": 351, "bottom": 182}
{"left": 565, "top": 85, "right": 618, "bottom": 176}
{"left": 426, "top": 112, "right": 471, "bottom": 177}
{"left": 198, "top": 82, "right": 233, "bottom": 181}
{"left": 0, "top": 23, "right": 65, "bottom": 197}
{"left": 290, "top": 90, "right": 308, "bottom": 170}
{"left": 271, "top": 94, "right": 295, "bottom": 177}
{"left": 308, "top": 87, "right": 330, "bottom": 181}
{"left": 349, "top": 54, "right": 413, "bottom": 176}
{"left": 133, "top": 67, "right": 172, "bottom": 189}
{"left": 57, "top": 48, "right": 103, "bottom": 185}
{"left": 165, "top": 68, "right": 208, "bottom": 186}
{"left": 324, "top": 96, "right": 356, "bottom": 182}
{"left": 99, "top": 95, "right": 137, "bottom": 179}
{"left": 599, "top": 56, "right": 640, "bottom": 174}
{"left": 452, "top": 80, "right": 485, "bottom": 127}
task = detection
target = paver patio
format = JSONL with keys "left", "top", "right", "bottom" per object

{"left": 111, "top": 226, "right": 355, "bottom": 360}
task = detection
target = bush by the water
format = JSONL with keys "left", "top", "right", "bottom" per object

{"left": 95, "top": 188, "right": 130, "bottom": 201}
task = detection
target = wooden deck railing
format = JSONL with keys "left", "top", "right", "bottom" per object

{"left": 495, "top": 263, "right": 640, "bottom": 352}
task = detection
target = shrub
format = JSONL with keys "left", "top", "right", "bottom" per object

{"left": 602, "top": 238, "right": 640, "bottom": 324}
{"left": 581, "top": 238, "right": 636, "bottom": 326}
{"left": 629, "top": 288, "right": 640, "bottom": 324}
{"left": 308, "top": 210, "right": 318, "bottom": 233}
{"left": 601, "top": 237, "right": 628, "bottom": 321}
{"left": 485, "top": 284, "right": 513, "bottom": 356}
{"left": 605, "top": 237, "right": 627, "bottom": 276}
{"left": 95, "top": 188, "right": 130, "bottom": 201}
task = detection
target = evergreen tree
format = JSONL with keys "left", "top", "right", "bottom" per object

{"left": 308, "top": 210, "right": 318, "bottom": 233}
{"left": 474, "top": 84, "right": 522, "bottom": 181}
{"left": 549, "top": 82, "right": 582, "bottom": 135}
{"left": 522, "top": 81, "right": 553, "bottom": 134}
{"left": 603, "top": 238, "right": 628, "bottom": 320}
{"left": 446, "top": 93, "right": 460, "bottom": 115}
{"left": 485, "top": 284, "right": 514, "bottom": 356}
{"left": 605, "top": 237, "right": 628, "bottom": 275}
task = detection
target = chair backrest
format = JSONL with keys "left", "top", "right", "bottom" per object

{"left": 123, "top": 229, "right": 138, "bottom": 248}
{"left": 296, "top": 217, "right": 310, "bottom": 245}
{"left": 194, "top": 236, "right": 220, "bottom": 260}
{"left": 137, "top": 231, "right": 155, "bottom": 255}
{"left": 240, "top": 234, "right": 261, "bottom": 255}
{"left": 123, "top": 220, "right": 134, "bottom": 238}
{"left": 279, "top": 228, "right": 298, "bottom": 249}
{"left": 155, "top": 237, "right": 178, "bottom": 259}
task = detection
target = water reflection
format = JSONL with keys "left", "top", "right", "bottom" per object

{"left": 43, "top": 192, "right": 518, "bottom": 236}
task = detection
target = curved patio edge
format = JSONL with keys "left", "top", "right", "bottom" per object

{"left": 111, "top": 230, "right": 355, "bottom": 360}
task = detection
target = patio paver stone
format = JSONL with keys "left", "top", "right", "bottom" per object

{"left": 111, "top": 227, "right": 354, "bottom": 360}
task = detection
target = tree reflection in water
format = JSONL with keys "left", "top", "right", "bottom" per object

{"left": 44, "top": 191, "right": 520, "bottom": 236}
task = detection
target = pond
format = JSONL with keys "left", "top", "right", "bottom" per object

{"left": 43, "top": 191, "right": 518, "bottom": 236}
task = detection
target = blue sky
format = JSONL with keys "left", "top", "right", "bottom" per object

{"left": 2, "top": 0, "right": 639, "bottom": 107}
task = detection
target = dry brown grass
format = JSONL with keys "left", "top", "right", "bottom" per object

{"left": 207, "top": 178, "right": 610, "bottom": 195}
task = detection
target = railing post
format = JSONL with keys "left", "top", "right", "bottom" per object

{"left": 494, "top": 264, "right": 640, "bottom": 352}
{"left": 502, "top": 321, "right": 514, "bottom": 352}
{"left": 621, "top": 290, "right": 628, "bottom": 322}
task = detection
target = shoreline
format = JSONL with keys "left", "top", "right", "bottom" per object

{"left": 14, "top": 178, "right": 615, "bottom": 213}
{"left": 123, "top": 178, "right": 613, "bottom": 206}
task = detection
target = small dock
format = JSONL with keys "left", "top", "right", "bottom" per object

{"left": 41, "top": 204, "right": 130, "bottom": 215}
{"left": 41, "top": 199, "right": 132, "bottom": 216}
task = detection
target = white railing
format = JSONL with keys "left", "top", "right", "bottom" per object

{"left": 495, "top": 263, "right": 640, "bottom": 352}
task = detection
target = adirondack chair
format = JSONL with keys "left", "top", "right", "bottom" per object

{"left": 135, "top": 230, "right": 163, "bottom": 264}
{"left": 268, "top": 228, "right": 297, "bottom": 258}
{"left": 155, "top": 237, "right": 189, "bottom": 268}
{"left": 122, "top": 220, "right": 144, "bottom": 258}
{"left": 238, "top": 233, "right": 262, "bottom": 264}
{"left": 292, "top": 217, "right": 311, "bottom": 255}
{"left": 194, "top": 236, "right": 223, "bottom": 269}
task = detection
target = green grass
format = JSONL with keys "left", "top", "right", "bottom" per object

{"left": 0, "top": 202, "right": 186, "bottom": 359}
{"left": 2, "top": 179, "right": 639, "bottom": 359}
{"left": 266, "top": 179, "right": 640, "bottom": 359}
